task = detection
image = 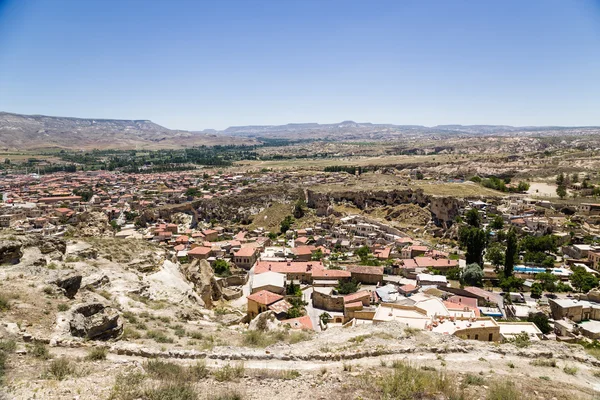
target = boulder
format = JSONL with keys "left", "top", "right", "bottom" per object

{"left": 69, "top": 303, "right": 123, "bottom": 340}
{"left": 183, "top": 259, "right": 220, "bottom": 309}
{"left": 54, "top": 274, "right": 82, "bottom": 298}
{"left": 0, "top": 240, "right": 23, "bottom": 265}
{"left": 248, "top": 311, "right": 281, "bottom": 332}
{"left": 82, "top": 274, "right": 109, "bottom": 289}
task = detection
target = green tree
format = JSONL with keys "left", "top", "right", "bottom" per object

{"left": 267, "top": 232, "right": 278, "bottom": 240}
{"left": 459, "top": 226, "right": 487, "bottom": 265}
{"left": 355, "top": 246, "right": 370, "bottom": 259}
{"left": 535, "top": 272, "right": 558, "bottom": 292}
{"left": 311, "top": 248, "right": 324, "bottom": 261}
{"left": 499, "top": 276, "right": 524, "bottom": 292}
{"left": 212, "top": 259, "right": 231, "bottom": 277}
{"left": 530, "top": 282, "right": 543, "bottom": 299}
{"left": 556, "top": 173, "right": 565, "bottom": 186}
{"left": 465, "top": 208, "right": 482, "bottom": 228}
{"left": 185, "top": 187, "right": 200, "bottom": 197}
{"left": 570, "top": 267, "right": 599, "bottom": 293}
{"left": 556, "top": 185, "right": 567, "bottom": 199}
{"left": 490, "top": 215, "right": 504, "bottom": 230}
{"left": 571, "top": 173, "right": 579, "bottom": 183}
{"left": 461, "top": 263, "right": 484, "bottom": 286}
{"left": 527, "top": 312, "right": 551, "bottom": 334}
{"left": 319, "top": 312, "right": 332, "bottom": 325}
{"left": 517, "top": 181, "right": 530, "bottom": 192}
{"left": 485, "top": 242, "right": 505, "bottom": 269}
{"left": 293, "top": 199, "right": 306, "bottom": 219}
{"left": 286, "top": 282, "right": 302, "bottom": 296}
{"left": 280, "top": 215, "right": 294, "bottom": 234}
{"left": 504, "top": 228, "right": 518, "bottom": 278}
{"left": 336, "top": 280, "right": 359, "bottom": 295}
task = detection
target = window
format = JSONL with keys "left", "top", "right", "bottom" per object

{"left": 474, "top": 334, "right": 479, "bottom": 340}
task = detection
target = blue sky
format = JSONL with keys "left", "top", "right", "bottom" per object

{"left": 1, "top": 0, "right": 599, "bottom": 130}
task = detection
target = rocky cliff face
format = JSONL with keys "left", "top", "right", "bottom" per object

{"left": 306, "top": 188, "right": 465, "bottom": 228}
{"left": 190, "top": 185, "right": 303, "bottom": 225}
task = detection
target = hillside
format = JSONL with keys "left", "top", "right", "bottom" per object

{"left": 0, "top": 112, "right": 254, "bottom": 150}
{"left": 208, "top": 121, "right": 600, "bottom": 140}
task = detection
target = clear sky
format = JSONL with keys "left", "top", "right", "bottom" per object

{"left": 1, "top": 0, "right": 599, "bottom": 130}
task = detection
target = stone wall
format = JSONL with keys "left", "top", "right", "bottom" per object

{"left": 312, "top": 290, "right": 345, "bottom": 312}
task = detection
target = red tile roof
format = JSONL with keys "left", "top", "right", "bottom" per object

{"left": 234, "top": 247, "right": 256, "bottom": 257}
{"left": 347, "top": 265, "right": 384, "bottom": 275}
{"left": 247, "top": 290, "right": 284, "bottom": 305}
{"left": 188, "top": 246, "right": 212, "bottom": 255}
{"left": 311, "top": 269, "right": 351, "bottom": 279}
{"left": 343, "top": 290, "right": 370, "bottom": 304}
{"left": 281, "top": 315, "right": 313, "bottom": 331}
{"left": 254, "top": 261, "right": 324, "bottom": 275}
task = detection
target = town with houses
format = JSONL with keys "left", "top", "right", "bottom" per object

{"left": 2, "top": 167, "right": 600, "bottom": 347}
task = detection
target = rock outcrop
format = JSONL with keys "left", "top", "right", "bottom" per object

{"left": 75, "top": 211, "right": 113, "bottom": 237}
{"left": 0, "top": 240, "right": 23, "bottom": 265}
{"left": 248, "top": 311, "right": 281, "bottom": 332}
{"left": 69, "top": 303, "right": 123, "bottom": 340}
{"left": 182, "top": 259, "right": 222, "bottom": 309}
{"left": 53, "top": 274, "right": 82, "bottom": 298}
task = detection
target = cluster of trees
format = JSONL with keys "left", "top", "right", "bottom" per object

{"left": 555, "top": 172, "right": 600, "bottom": 198}
{"left": 355, "top": 245, "right": 381, "bottom": 266}
{"left": 459, "top": 208, "right": 520, "bottom": 290}
{"left": 470, "top": 176, "right": 530, "bottom": 193}
{"left": 73, "top": 187, "right": 94, "bottom": 202}
{"left": 324, "top": 165, "right": 364, "bottom": 175}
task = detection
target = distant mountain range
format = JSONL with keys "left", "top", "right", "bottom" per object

{"left": 0, "top": 112, "right": 255, "bottom": 150}
{"left": 206, "top": 121, "right": 600, "bottom": 139}
{"left": 1, "top": 111, "right": 599, "bottom": 150}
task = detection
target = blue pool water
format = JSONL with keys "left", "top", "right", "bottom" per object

{"left": 513, "top": 265, "right": 569, "bottom": 275}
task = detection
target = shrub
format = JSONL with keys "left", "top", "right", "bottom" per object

{"left": 0, "top": 294, "right": 10, "bottom": 311}
{"left": 144, "top": 383, "right": 198, "bottom": 400}
{"left": 109, "top": 371, "right": 146, "bottom": 400}
{"left": 57, "top": 303, "right": 69, "bottom": 312}
{"left": 0, "top": 340, "right": 16, "bottom": 383}
{"left": 189, "top": 331, "right": 203, "bottom": 340}
{"left": 288, "top": 331, "right": 310, "bottom": 344}
{"left": 486, "top": 381, "right": 520, "bottom": 400}
{"left": 209, "top": 391, "right": 244, "bottom": 400}
{"left": 46, "top": 357, "right": 75, "bottom": 380}
{"left": 146, "top": 330, "right": 174, "bottom": 344}
{"left": 31, "top": 342, "right": 51, "bottom": 360}
{"left": 213, "top": 363, "right": 244, "bottom": 382}
{"left": 86, "top": 347, "right": 107, "bottom": 361}
{"left": 379, "top": 361, "right": 461, "bottom": 400}
{"left": 530, "top": 359, "right": 557, "bottom": 368}
{"left": 242, "top": 330, "right": 280, "bottom": 348}
{"left": 122, "top": 311, "right": 138, "bottom": 323}
{"left": 563, "top": 365, "right": 578, "bottom": 375}
{"left": 123, "top": 327, "right": 141, "bottom": 340}
{"left": 43, "top": 286, "right": 54, "bottom": 295}
{"left": 145, "top": 359, "right": 184, "bottom": 381}
{"left": 463, "top": 373, "right": 484, "bottom": 386}
{"left": 508, "top": 332, "right": 530, "bottom": 348}
{"left": 144, "top": 360, "right": 209, "bottom": 382}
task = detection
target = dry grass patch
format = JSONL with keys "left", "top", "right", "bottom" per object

{"left": 45, "top": 357, "right": 76, "bottom": 380}
{"left": 213, "top": 363, "right": 245, "bottom": 382}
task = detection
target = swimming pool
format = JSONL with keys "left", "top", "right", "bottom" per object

{"left": 513, "top": 265, "right": 571, "bottom": 276}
